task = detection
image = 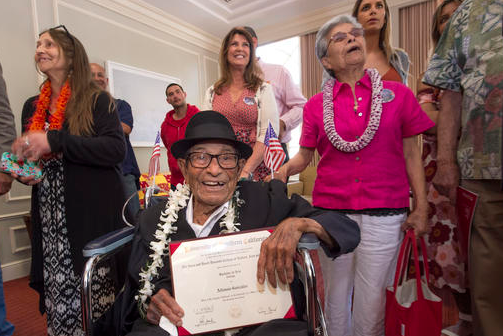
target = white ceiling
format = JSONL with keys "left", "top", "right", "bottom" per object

{"left": 141, "top": 0, "right": 347, "bottom": 40}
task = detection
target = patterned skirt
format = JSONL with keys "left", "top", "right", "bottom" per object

{"left": 422, "top": 134, "right": 467, "bottom": 292}
{"left": 39, "top": 158, "right": 115, "bottom": 336}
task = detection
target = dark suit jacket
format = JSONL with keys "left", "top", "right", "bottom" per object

{"left": 0, "top": 62, "right": 16, "bottom": 154}
{"left": 96, "top": 180, "right": 360, "bottom": 336}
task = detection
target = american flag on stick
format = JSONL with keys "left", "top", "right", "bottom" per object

{"left": 264, "top": 121, "right": 286, "bottom": 176}
{"left": 148, "top": 131, "right": 161, "bottom": 179}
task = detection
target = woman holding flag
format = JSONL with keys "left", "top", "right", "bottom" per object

{"left": 10, "top": 26, "right": 125, "bottom": 335}
{"left": 202, "top": 27, "right": 279, "bottom": 181}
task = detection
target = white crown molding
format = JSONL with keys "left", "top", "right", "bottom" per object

{"left": 388, "top": 0, "right": 430, "bottom": 9}
{"left": 257, "top": 1, "right": 354, "bottom": 44}
{"left": 81, "top": 0, "right": 221, "bottom": 53}
{"left": 53, "top": 0, "right": 60, "bottom": 25}
{"left": 228, "top": 0, "right": 295, "bottom": 16}
{"left": 190, "top": 0, "right": 286, "bottom": 17}
{"left": 202, "top": 57, "right": 208, "bottom": 99}
{"left": 226, "top": 0, "right": 300, "bottom": 25}
{"left": 197, "top": 54, "right": 204, "bottom": 107}
{"left": 203, "top": 56, "right": 218, "bottom": 64}
{"left": 31, "top": 0, "right": 40, "bottom": 38}
{"left": 257, "top": 0, "right": 425, "bottom": 44}
{"left": 204, "top": 0, "right": 233, "bottom": 14}
{"left": 186, "top": 0, "right": 229, "bottom": 23}
{"left": 58, "top": 1, "right": 202, "bottom": 57}
{"left": 186, "top": 0, "right": 297, "bottom": 24}
{"left": 31, "top": 0, "right": 45, "bottom": 86}
{"left": 202, "top": 56, "right": 218, "bottom": 102}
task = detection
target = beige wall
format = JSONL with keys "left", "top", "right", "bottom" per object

{"left": 0, "top": 0, "right": 219, "bottom": 281}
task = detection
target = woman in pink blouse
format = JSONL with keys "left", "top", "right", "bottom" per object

{"left": 202, "top": 27, "right": 279, "bottom": 181}
{"left": 275, "top": 15, "right": 434, "bottom": 336}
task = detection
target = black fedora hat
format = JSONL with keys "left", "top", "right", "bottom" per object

{"left": 171, "top": 110, "right": 253, "bottom": 159}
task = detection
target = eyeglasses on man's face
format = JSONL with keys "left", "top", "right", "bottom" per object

{"left": 186, "top": 152, "right": 240, "bottom": 169}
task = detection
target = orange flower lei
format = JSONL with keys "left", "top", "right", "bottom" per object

{"left": 29, "top": 80, "right": 71, "bottom": 131}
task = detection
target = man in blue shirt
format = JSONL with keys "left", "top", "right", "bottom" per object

{"left": 0, "top": 61, "right": 15, "bottom": 336}
{"left": 91, "top": 63, "right": 141, "bottom": 217}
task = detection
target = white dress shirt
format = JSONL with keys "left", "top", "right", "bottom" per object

{"left": 258, "top": 59, "right": 307, "bottom": 143}
{"left": 185, "top": 196, "right": 230, "bottom": 238}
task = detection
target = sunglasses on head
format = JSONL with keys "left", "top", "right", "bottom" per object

{"left": 43, "top": 24, "right": 76, "bottom": 51}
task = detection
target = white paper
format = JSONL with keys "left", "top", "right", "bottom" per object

{"left": 170, "top": 230, "right": 293, "bottom": 334}
{"left": 159, "top": 316, "right": 178, "bottom": 336}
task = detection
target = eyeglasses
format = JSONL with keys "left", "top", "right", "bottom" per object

{"left": 328, "top": 27, "right": 364, "bottom": 44}
{"left": 186, "top": 152, "right": 240, "bottom": 169}
{"left": 50, "top": 25, "right": 75, "bottom": 51}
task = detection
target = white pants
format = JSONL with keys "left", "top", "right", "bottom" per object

{"left": 321, "top": 213, "right": 406, "bottom": 336}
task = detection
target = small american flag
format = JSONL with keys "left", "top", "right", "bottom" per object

{"left": 264, "top": 121, "right": 286, "bottom": 172}
{"left": 148, "top": 131, "right": 161, "bottom": 178}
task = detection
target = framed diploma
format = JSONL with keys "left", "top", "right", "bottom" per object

{"left": 169, "top": 229, "right": 296, "bottom": 335}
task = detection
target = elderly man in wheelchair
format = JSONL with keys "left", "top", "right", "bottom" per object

{"left": 90, "top": 110, "right": 360, "bottom": 336}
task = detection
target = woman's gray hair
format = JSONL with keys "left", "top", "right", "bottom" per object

{"left": 316, "top": 15, "right": 362, "bottom": 85}
{"left": 315, "top": 15, "right": 362, "bottom": 62}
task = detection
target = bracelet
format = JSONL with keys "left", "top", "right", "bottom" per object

{"left": 241, "top": 171, "right": 253, "bottom": 181}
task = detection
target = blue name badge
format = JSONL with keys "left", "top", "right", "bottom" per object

{"left": 243, "top": 97, "right": 255, "bottom": 105}
{"left": 382, "top": 89, "right": 395, "bottom": 103}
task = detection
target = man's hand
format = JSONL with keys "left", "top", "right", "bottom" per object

{"left": 433, "top": 161, "right": 459, "bottom": 204}
{"left": 401, "top": 207, "right": 429, "bottom": 237}
{"left": 145, "top": 289, "right": 184, "bottom": 326}
{"left": 121, "top": 122, "right": 132, "bottom": 135}
{"left": 278, "top": 120, "right": 286, "bottom": 140}
{"left": 265, "top": 165, "right": 288, "bottom": 183}
{"left": 0, "top": 173, "right": 13, "bottom": 195}
{"left": 257, "top": 218, "right": 305, "bottom": 287}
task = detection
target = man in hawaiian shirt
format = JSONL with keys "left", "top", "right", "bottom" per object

{"left": 423, "top": 0, "right": 503, "bottom": 335}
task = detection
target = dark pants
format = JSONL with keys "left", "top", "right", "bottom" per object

{"left": 0, "top": 263, "right": 14, "bottom": 336}
{"left": 126, "top": 318, "right": 259, "bottom": 336}
{"left": 462, "top": 179, "right": 503, "bottom": 336}
{"left": 281, "top": 143, "right": 290, "bottom": 164}
{"left": 280, "top": 143, "right": 290, "bottom": 183}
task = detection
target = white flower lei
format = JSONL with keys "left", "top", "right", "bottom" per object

{"left": 136, "top": 183, "right": 244, "bottom": 316}
{"left": 323, "top": 68, "right": 383, "bottom": 152}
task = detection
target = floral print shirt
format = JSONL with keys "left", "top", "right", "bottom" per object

{"left": 423, "top": 0, "right": 503, "bottom": 179}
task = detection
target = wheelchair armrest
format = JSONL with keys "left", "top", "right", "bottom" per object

{"left": 297, "top": 232, "right": 320, "bottom": 250}
{"left": 82, "top": 226, "right": 135, "bottom": 258}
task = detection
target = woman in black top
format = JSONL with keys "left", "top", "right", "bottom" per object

{"left": 11, "top": 25, "right": 125, "bottom": 336}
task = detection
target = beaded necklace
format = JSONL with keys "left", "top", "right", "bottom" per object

{"left": 28, "top": 79, "right": 71, "bottom": 131}
{"left": 322, "top": 68, "right": 383, "bottom": 152}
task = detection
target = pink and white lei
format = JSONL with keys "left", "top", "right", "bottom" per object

{"left": 323, "top": 68, "right": 383, "bottom": 152}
